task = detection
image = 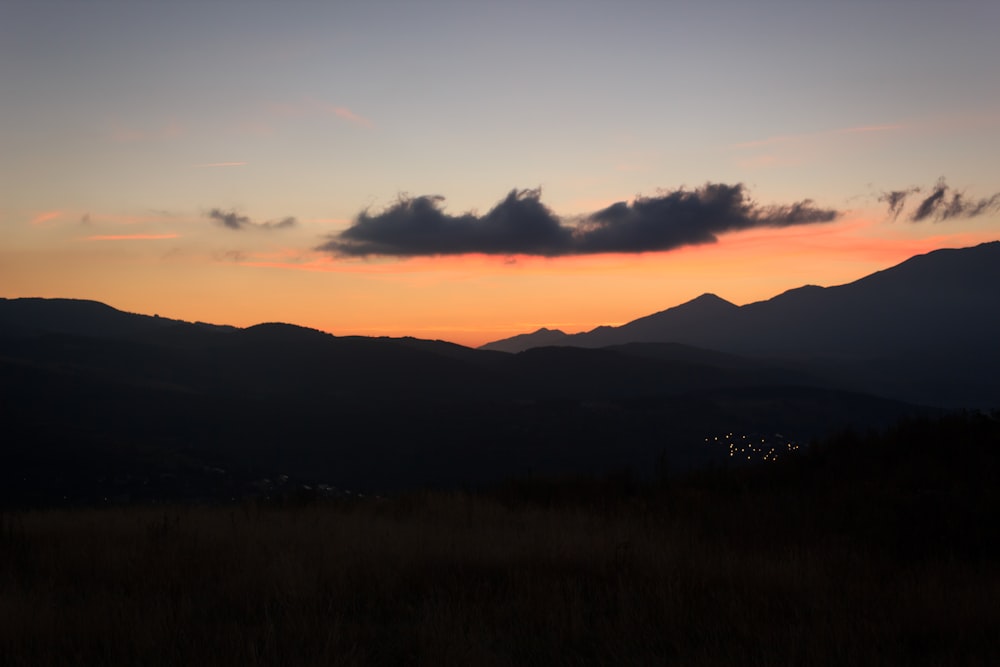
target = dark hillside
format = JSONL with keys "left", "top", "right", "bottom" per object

{"left": 0, "top": 287, "right": 956, "bottom": 504}
{"left": 1, "top": 411, "right": 997, "bottom": 666}
{"left": 0, "top": 297, "right": 234, "bottom": 339}
{"left": 481, "top": 241, "right": 1000, "bottom": 407}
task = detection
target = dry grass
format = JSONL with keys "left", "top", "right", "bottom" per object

{"left": 2, "top": 486, "right": 997, "bottom": 666}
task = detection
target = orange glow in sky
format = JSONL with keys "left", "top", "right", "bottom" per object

{"left": 3, "top": 204, "right": 998, "bottom": 348}
{"left": 80, "top": 222, "right": 1000, "bottom": 345}
{"left": 3, "top": 3, "right": 999, "bottom": 348}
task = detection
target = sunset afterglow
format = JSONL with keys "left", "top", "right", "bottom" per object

{"left": 3, "top": 2, "right": 999, "bottom": 347}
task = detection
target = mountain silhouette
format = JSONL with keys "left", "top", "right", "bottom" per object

{"left": 480, "top": 294, "right": 740, "bottom": 352}
{"left": 583, "top": 293, "right": 740, "bottom": 349}
{"left": 6, "top": 241, "right": 996, "bottom": 503}
{"left": 0, "top": 297, "right": 235, "bottom": 340}
{"left": 1, "top": 288, "right": 934, "bottom": 501}
{"left": 487, "top": 327, "right": 572, "bottom": 350}
{"left": 0, "top": 299, "right": 813, "bottom": 402}
{"left": 481, "top": 241, "right": 1000, "bottom": 407}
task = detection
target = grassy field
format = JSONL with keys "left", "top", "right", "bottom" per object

{"left": 2, "top": 412, "right": 998, "bottom": 665}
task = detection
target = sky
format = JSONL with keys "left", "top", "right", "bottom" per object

{"left": 3, "top": 0, "right": 1000, "bottom": 347}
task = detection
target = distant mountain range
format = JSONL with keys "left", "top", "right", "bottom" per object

{"left": 2, "top": 241, "right": 996, "bottom": 502}
{"left": 482, "top": 241, "right": 1000, "bottom": 408}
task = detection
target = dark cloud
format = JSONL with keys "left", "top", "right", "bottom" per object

{"left": 210, "top": 209, "right": 250, "bottom": 230}
{"left": 877, "top": 187, "right": 920, "bottom": 220}
{"left": 208, "top": 208, "right": 297, "bottom": 231}
{"left": 967, "top": 193, "right": 1000, "bottom": 217}
{"left": 879, "top": 179, "right": 1000, "bottom": 222}
{"left": 317, "top": 189, "right": 569, "bottom": 257}
{"left": 318, "top": 183, "right": 839, "bottom": 258}
{"left": 911, "top": 180, "right": 949, "bottom": 222}
{"left": 217, "top": 250, "right": 248, "bottom": 262}
{"left": 263, "top": 217, "right": 297, "bottom": 230}
{"left": 575, "top": 184, "right": 837, "bottom": 254}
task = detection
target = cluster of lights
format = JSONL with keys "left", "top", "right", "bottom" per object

{"left": 704, "top": 432, "right": 800, "bottom": 463}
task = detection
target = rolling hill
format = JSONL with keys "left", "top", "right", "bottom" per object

{"left": 0, "top": 289, "right": 935, "bottom": 502}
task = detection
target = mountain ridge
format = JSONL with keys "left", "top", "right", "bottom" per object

{"left": 3, "top": 241, "right": 999, "bottom": 411}
{"left": 7, "top": 245, "right": 994, "bottom": 499}
{"left": 481, "top": 241, "right": 1000, "bottom": 357}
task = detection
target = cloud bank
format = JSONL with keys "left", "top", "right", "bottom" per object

{"left": 209, "top": 208, "right": 297, "bottom": 231}
{"left": 879, "top": 179, "right": 1000, "bottom": 222}
{"left": 317, "top": 183, "right": 839, "bottom": 258}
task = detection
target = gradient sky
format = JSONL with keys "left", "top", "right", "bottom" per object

{"left": 3, "top": 1, "right": 999, "bottom": 346}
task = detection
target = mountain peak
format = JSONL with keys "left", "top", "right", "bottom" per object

{"left": 690, "top": 292, "right": 736, "bottom": 306}
{"left": 655, "top": 292, "right": 738, "bottom": 316}
{"left": 478, "top": 326, "right": 570, "bottom": 353}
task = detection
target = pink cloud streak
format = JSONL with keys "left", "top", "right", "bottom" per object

{"left": 84, "top": 234, "right": 180, "bottom": 241}
{"left": 330, "top": 106, "right": 373, "bottom": 128}
{"left": 31, "top": 210, "right": 63, "bottom": 225}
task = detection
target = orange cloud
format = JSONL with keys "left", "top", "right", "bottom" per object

{"left": 330, "top": 106, "right": 373, "bottom": 128}
{"left": 31, "top": 210, "right": 63, "bottom": 225}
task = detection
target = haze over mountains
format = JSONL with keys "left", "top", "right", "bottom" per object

{"left": 1, "top": 241, "right": 997, "bottom": 503}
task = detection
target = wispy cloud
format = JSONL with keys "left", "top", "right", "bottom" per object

{"left": 266, "top": 98, "right": 373, "bottom": 128}
{"left": 731, "top": 123, "right": 904, "bottom": 150}
{"left": 208, "top": 208, "right": 297, "bottom": 231}
{"left": 879, "top": 178, "right": 1000, "bottom": 222}
{"left": 317, "top": 183, "right": 839, "bottom": 258}
{"left": 76, "top": 211, "right": 180, "bottom": 226}
{"left": 729, "top": 123, "right": 906, "bottom": 170}
{"left": 84, "top": 234, "right": 181, "bottom": 241}
{"left": 31, "top": 210, "right": 63, "bottom": 225}
{"left": 212, "top": 250, "right": 249, "bottom": 263}
{"left": 877, "top": 187, "right": 920, "bottom": 220}
{"left": 196, "top": 161, "right": 248, "bottom": 168}
{"left": 330, "top": 106, "right": 373, "bottom": 128}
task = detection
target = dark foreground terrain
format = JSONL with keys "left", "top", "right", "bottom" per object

{"left": 2, "top": 412, "right": 997, "bottom": 666}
